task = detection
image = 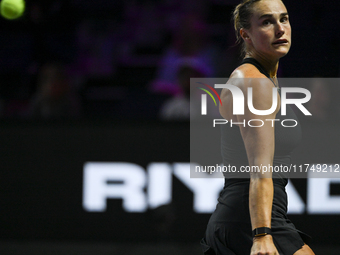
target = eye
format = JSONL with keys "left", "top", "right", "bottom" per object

{"left": 262, "top": 19, "right": 271, "bottom": 26}
{"left": 281, "top": 16, "right": 289, "bottom": 23}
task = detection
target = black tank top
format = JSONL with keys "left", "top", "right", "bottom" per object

{"left": 221, "top": 58, "right": 302, "bottom": 187}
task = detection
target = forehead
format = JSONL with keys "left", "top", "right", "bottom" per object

{"left": 252, "top": 0, "right": 287, "bottom": 18}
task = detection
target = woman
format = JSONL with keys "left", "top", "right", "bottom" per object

{"left": 201, "top": 0, "right": 315, "bottom": 254}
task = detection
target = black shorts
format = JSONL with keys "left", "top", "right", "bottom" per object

{"left": 201, "top": 181, "right": 311, "bottom": 255}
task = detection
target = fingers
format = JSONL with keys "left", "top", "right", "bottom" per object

{"left": 251, "top": 252, "right": 279, "bottom": 255}
{"left": 250, "top": 245, "right": 280, "bottom": 255}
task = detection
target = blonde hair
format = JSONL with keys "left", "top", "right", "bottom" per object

{"left": 233, "top": 0, "right": 261, "bottom": 56}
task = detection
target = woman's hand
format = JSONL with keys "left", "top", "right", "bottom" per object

{"left": 250, "top": 235, "right": 279, "bottom": 255}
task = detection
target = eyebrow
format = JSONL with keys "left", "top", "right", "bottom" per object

{"left": 259, "top": 12, "right": 289, "bottom": 19}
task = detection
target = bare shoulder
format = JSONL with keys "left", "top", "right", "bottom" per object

{"left": 230, "top": 63, "right": 265, "bottom": 79}
{"left": 221, "top": 64, "right": 274, "bottom": 100}
{"left": 219, "top": 64, "right": 279, "bottom": 118}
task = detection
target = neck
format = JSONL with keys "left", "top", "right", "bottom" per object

{"left": 244, "top": 53, "right": 279, "bottom": 78}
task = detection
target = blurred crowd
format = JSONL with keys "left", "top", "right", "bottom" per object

{"left": 0, "top": 0, "right": 339, "bottom": 121}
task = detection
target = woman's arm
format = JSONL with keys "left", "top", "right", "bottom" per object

{"left": 237, "top": 78, "right": 280, "bottom": 255}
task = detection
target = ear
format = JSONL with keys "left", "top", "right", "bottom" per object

{"left": 240, "top": 28, "right": 251, "bottom": 43}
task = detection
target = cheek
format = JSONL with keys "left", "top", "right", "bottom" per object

{"left": 257, "top": 33, "right": 271, "bottom": 47}
{"left": 249, "top": 29, "right": 271, "bottom": 48}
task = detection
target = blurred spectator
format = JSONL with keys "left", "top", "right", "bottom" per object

{"left": 150, "top": 13, "right": 217, "bottom": 95}
{"left": 159, "top": 57, "right": 207, "bottom": 120}
{"left": 27, "top": 62, "right": 81, "bottom": 119}
{"left": 72, "top": 19, "right": 117, "bottom": 78}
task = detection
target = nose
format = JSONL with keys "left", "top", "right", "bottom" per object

{"left": 275, "top": 22, "right": 285, "bottom": 37}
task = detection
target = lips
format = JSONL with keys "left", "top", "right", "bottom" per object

{"left": 273, "top": 39, "right": 288, "bottom": 45}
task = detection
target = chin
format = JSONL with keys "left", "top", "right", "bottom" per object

{"left": 271, "top": 48, "right": 290, "bottom": 59}
{"left": 277, "top": 45, "right": 291, "bottom": 55}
